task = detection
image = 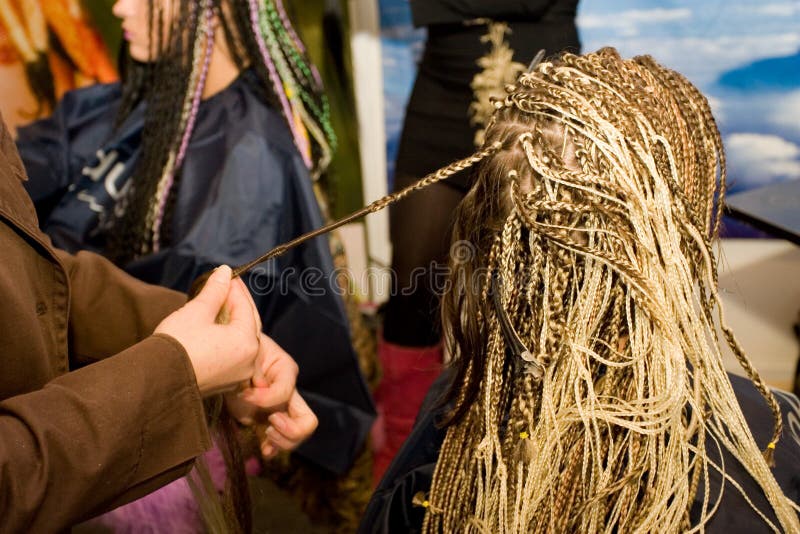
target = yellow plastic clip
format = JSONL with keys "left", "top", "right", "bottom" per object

{"left": 413, "top": 491, "right": 431, "bottom": 509}
{"left": 767, "top": 441, "right": 776, "bottom": 450}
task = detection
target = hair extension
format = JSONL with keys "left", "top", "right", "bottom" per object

{"left": 149, "top": 0, "right": 215, "bottom": 252}
{"left": 228, "top": 142, "right": 503, "bottom": 277}
{"left": 108, "top": 0, "right": 198, "bottom": 261}
{"left": 250, "top": 0, "right": 336, "bottom": 175}
{"left": 246, "top": 0, "right": 310, "bottom": 167}
{"left": 411, "top": 48, "right": 799, "bottom": 533}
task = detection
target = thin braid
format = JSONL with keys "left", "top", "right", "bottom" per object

{"left": 270, "top": 0, "right": 334, "bottom": 149}
{"left": 246, "top": 0, "right": 310, "bottom": 167}
{"left": 149, "top": 0, "right": 215, "bottom": 253}
{"left": 250, "top": 0, "right": 336, "bottom": 175}
{"left": 109, "top": 0, "right": 199, "bottom": 261}
{"left": 230, "top": 141, "right": 502, "bottom": 277}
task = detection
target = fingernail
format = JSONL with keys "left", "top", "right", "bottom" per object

{"left": 265, "top": 425, "right": 279, "bottom": 440}
{"left": 268, "top": 413, "right": 284, "bottom": 430}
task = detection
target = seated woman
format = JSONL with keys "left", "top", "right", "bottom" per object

{"left": 16, "top": 0, "right": 374, "bottom": 530}
{"left": 360, "top": 48, "right": 800, "bottom": 532}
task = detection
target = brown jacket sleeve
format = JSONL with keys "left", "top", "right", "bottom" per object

{"left": 55, "top": 249, "right": 188, "bottom": 365}
{"left": 0, "top": 334, "right": 211, "bottom": 532}
{"left": 0, "top": 109, "right": 210, "bottom": 531}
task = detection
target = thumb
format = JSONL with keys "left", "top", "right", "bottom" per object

{"left": 190, "top": 265, "right": 233, "bottom": 321}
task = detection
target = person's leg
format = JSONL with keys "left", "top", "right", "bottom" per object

{"left": 372, "top": 176, "right": 465, "bottom": 484}
{"left": 385, "top": 174, "right": 466, "bottom": 344}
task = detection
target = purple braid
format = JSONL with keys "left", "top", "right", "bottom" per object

{"left": 152, "top": 2, "right": 215, "bottom": 252}
{"left": 247, "top": 0, "right": 312, "bottom": 167}
{"left": 274, "top": 0, "right": 323, "bottom": 86}
{"left": 174, "top": 9, "right": 215, "bottom": 169}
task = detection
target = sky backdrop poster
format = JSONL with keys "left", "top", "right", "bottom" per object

{"left": 379, "top": 0, "right": 799, "bottom": 236}
{"left": 578, "top": 0, "right": 799, "bottom": 236}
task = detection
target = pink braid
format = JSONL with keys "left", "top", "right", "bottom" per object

{"left": 274, "top": 0, "right": 323, "bottom": 87}
{"left": 247, "top": 0, "right": 312, "bottom": 167}
{"left": 152, "top": 2, "right": 215, "bottom": 252}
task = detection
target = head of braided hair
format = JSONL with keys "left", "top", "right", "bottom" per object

{"left": 108, "top": 0, "right": 335, "bottom": 262}
{"left": 424, "top": 47, "right": 796, "bottom": 533}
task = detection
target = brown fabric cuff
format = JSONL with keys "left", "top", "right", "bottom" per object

{"left": 121, "top": 333, "right": 211, "bottom": 484}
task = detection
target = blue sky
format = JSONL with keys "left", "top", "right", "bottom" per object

{"left": 577, "top": 0, "right": 800, "bottom": 194}
{"left": 578, "top": 1, "right": 798, "bottom": 86}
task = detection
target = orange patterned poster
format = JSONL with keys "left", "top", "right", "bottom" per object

{"left": 0, "top": 0, "right": 117, "bottom": 132}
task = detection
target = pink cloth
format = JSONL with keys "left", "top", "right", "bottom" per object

{"left": 371, "top": 337, "right": 443, "bottom": 485}
{"left": 88, "top": 445, "right": 229, "bottom": 533}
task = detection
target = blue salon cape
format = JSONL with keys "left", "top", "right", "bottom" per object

{"left": 17, "top": 71, "right": 375, "bottom": 475}
{"left": 361, "top": 371, "right": 800, "bottom": 532}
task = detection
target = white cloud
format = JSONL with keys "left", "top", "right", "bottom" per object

{"left": 768, "top": 91, "right": 800, "bottom": 136}
{"left": 729, "top": 2, "right": 797, "bottom": 16}
{"left": 586, "top": 33, "right": 800, "bottom": 87}
{"left": 706, "top": 95, "right": 725, "bottom": 123}
{"left": 752, "top": 3, "right": 797, "bottom": 17}
{"left": 726, "top": 133, "right": 800, "bottom": 187}
{"left": 577, "top": 8, "right": 691, "bottom": 37}
{"left": 683, "top": 34, "right": 799, "bottom": 64}
{"left": 728, "top": 133, "right": 799, "bottom": 160}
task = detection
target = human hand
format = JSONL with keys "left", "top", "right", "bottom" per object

{"left": 155, "top": 265, "right": 260, "bottom": 396}
{"left": 225, "top": 334, "right": 317, "bottom": 457}
{"left": 256, "top": 390, "right": 317, "bottom": 458}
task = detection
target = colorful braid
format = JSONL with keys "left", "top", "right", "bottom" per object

{"left": 247, "top": 0, "right": 312, "bottom": 168}
{"left": 125, "top": 0, "right": 338, "bottom": 257}
{"left": 272, "top": 1, "right": 337, "bottom": 155}
{"left": 149, "top": 0, "right": 215, "bottom": 252}
{"left": 274, "top": 0, "right": 322, "bottom": 86}
{"left": 259, "top": 0, "right": 336, "bottom": 174}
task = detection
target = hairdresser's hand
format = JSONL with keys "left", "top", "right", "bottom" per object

{"left": 155, "top": 265, "right": 260, "bottom": 396}
{"left": 256, "top": 389, "right": 317, "bottom": 458}
{"left": 224, "top": 334, "right": 317, "bottom": 456}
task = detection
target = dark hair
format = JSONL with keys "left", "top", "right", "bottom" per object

{"left": 108, "top": 0, "right": 334, "bottom": 262}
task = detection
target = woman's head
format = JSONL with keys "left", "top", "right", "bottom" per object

{"left": 112, "top": 0, "right": 163, "bottom": 62}
{"left": 441, "top": 48, "right": 728, "bottom": 423}
{"left": 111, "top": 0, "right": 265, "bottom": 67}
{"left": 424, "top": 48, "right": 794, "bottom": 532}
{"left": 108, "top": 0, "right": 335, "bottom": 261}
